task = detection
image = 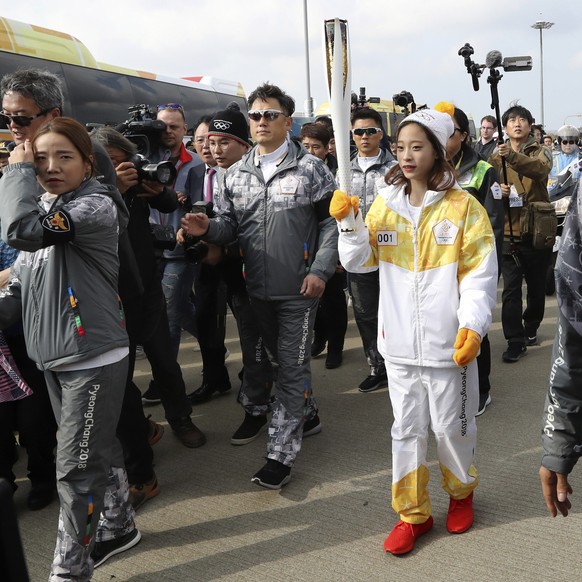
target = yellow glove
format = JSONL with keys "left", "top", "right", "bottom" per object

{"left": 452, "top": 328, "right": 481, "bottom": 367}
{"left": 330, "top": 190, "right": 359, "bottom": 221}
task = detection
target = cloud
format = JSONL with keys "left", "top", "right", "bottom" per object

{"left": 0, "top": 0, "right": 579, "bottom": 130}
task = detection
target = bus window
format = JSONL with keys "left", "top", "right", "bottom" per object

{"left": 176, "top": 86, "right": 220, "bottom": 126}
{"left": 62, "top": 64, "right": 133, "bottom": 126}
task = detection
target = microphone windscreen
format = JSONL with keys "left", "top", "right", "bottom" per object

{"left": 485, "top": 50, "right": 503, "bottom": 68}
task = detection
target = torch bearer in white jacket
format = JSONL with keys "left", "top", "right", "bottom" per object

{"left": 324, "top": 17, "right": 355, "bottom": 231}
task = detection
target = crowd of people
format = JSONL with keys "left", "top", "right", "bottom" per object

{"left": 0, "top": 66, "right": 581, "bottom": 579}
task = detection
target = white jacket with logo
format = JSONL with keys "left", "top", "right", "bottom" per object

{"left": 338, "top": 182, "right": 498, "bottom": 368}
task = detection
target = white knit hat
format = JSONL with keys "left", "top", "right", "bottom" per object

{"left": 401, "top": 109, "right": 454, "bottom": 153}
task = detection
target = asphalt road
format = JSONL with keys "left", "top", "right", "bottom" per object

{"left": 13, "top": 288, "right": 582, "bottom": 582}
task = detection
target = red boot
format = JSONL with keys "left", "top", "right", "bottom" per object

{"left": 383, "top": 516, "right": 433, "bottom": 555}
{"left": 446, "top": 491, "right": 474, "bottom": 533}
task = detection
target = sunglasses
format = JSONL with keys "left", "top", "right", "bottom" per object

{"left": 157, "top": 103, "right": 184, "bottom": 111}
{"left": 561, "top": 139, "right": 577, "bottom": 145}
{"left": 352, "top": 127, "right": 381, "bottom": 137}
{"left": 0, "top": 109, "right": 51, "bottom": 127}
{"left": 247, "top": 109, "right": 284, "bottom": 121}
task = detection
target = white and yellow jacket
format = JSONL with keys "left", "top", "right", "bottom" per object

{"left": 338, "top": 182, "right": 498, "bottom": 368}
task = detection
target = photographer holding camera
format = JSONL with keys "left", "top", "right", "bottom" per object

{"left": 92, "top": 128, "right": 205, "bottom": 472}
{"left": 145, "top": 105, "right": 203, "bottom": 399}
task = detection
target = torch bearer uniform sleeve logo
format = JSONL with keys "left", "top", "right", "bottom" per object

{"left": 42, "top": 210, "right": 72, "bottom": 233}
{"left": 432, "top": 218, "right": 459, "bottom": 245}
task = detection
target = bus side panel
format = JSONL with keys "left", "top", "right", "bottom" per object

{"left": 62, "top": 63, "right": 134, "bottom": 126}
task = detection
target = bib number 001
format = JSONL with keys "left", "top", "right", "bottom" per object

{"left": 377, "top": 231, "right": 397, "bottom": 246}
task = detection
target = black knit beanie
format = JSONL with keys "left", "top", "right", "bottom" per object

{"left": 208, "top": 102, "right": 251, "bottom": 146}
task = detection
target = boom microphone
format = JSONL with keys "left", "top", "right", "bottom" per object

{"left": 485, "top": 50, "right": 503, "bottom": 69}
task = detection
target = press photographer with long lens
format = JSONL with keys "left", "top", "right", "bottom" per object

{"left": 144, "top": 104, "right": 203, "bottom": 403}
{"left": 92, "top": 127, "right": 205, "bottom": 457}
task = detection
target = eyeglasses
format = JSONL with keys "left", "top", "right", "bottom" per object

{"left": 352, "top": 127, "right": 381, "bottom": 137}
{"left": 157, "top": 103, "right": 184, "bottom": 111}
{"left": 454, "top": 128, "right": 465, "bottom": 135}
{"left": 247, "top": 109, "right": 284, "bottom": 122}
{"left": 561, "top": 139, "right": 577, "bottom": 145}
{"left": 0, "top": 109, "right": 51, "bottom": 127}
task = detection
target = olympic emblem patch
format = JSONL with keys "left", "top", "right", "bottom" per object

{"left": 42, "top": 211, "right": 71, "bottom": 233}
{"left": 213, "top": 119, "right": 232, "bottom": 131}
{"left": 432, "top": 218, "right": 459, "bottom": 245}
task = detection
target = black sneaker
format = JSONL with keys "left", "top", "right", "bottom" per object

{"left": 325, "top": 349, "right": 343, "bottom": 369}
{"left": 27, "top": 481, "right": 56, "bottom": 511}
{"left": 502, "top": 343, "right": 527, "bottom": 363}
{"left": 251, "top": 460, "right": 291, "bottom": 490}
{"left": 358, "top": 372, "right": 388, "bottom": 393}
{"left": 311, "top": 338, "right": 326, "bottom": 358}
{"left": 526, "top": 335, "right": 538, "bottom": 346}
{"left": 231, "top": 414, "right": 268, "bottom": 445}
{"left": 303, "top": 414, "right": 322, "bottom": 437}
{"left": 141, "top": 382, "right": 161, "bottom": 405}
{"left": 475, "top": 393, "right": 492, "bottom": 417}
{"left": 92, "top": 528, "right": 141, "bottom": 568}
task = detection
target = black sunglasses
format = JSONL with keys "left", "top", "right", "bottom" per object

{"left": 247, "top": 109, "right": 283, "bottom": 122}
{"left": 352, "top": 127, "right": 381, "bottom": 137}
{"left": 560, "top": 139, "right": 577, "bottom": 145}
{"left": 0, "top": 109, "right": 51, "bottom": 127}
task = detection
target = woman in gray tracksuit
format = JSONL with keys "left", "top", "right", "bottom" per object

{"left": 0, "top": 117, "right": 138, "bottom": 581}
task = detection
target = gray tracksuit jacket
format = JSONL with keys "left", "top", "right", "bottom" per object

{"left": 541, "top": 183, "right": 582, "bottom": 474}
{"left": 0, "top": 163, "right": 129, "bottom": 370}
{"left": 350, "top": 148, "right": 396, "bottom": 219}
{"left": 205, "top": 140, "right": 339, "bottom": 300}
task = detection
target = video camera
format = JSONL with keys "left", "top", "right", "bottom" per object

{"left": 183, "top": 201, "right": 214, "bottom": 264}
{"left": 114, "top": 104, "right": 177, "bottom": 192}
{"left": 116, "top": 104, "right": 165, "bottom": 158}
{"left": 352, "top": 87, "right": 380, "bottom": 109}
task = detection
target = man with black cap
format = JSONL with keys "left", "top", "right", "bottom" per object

{"left": 203, "top": 104, "right": 275, "bottom": 445}
{"left": 182, "top": 83, "right": 338, "bottom": 489}
{"left": 182, "top": 115, "right": 232, "bottom": 404}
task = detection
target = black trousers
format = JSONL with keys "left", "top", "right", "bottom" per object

{"left": 501, "top": 240, "right": 551, "bottom": 345}
{"left": 142, "top": 294, "right": 192, "bottom": 422}
{"left": 313, "top": 270, "right": 348, "bottom": 352}
{"left": 194, "top": 263, "right": 229, "bottom": 387}
{"left": 0, "top": 332, "right": 57, "bottom": 488}
{"left": 118, "top": 344, "right": 154, "bottom": 485}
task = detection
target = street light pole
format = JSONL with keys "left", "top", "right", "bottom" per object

{"left": 531, "top": 20, "right": 554, "bottom": 128}
{"left": 302, "top": 0, "right": 314, "bottom": 118}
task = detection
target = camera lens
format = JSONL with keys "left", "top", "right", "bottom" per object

{"left": 156, "top": 164, "right": 174, "bottom": 184}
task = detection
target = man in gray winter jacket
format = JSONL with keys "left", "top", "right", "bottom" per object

{"left": 540, "top": 177, "right": 582, "bottom": 518}
{"left": 348, "top": 107, "right": 395, "bottom": 393}
{"left": 182, "top": 83, "right": 338, "bottom": 489}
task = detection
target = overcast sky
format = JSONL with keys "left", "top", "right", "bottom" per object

{"left": 2, "top": 1, "right": 580, "bottom": 132}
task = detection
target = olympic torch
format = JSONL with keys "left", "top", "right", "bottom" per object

{"left": 324, "top": 17, "right": 355, "bottom": 231}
